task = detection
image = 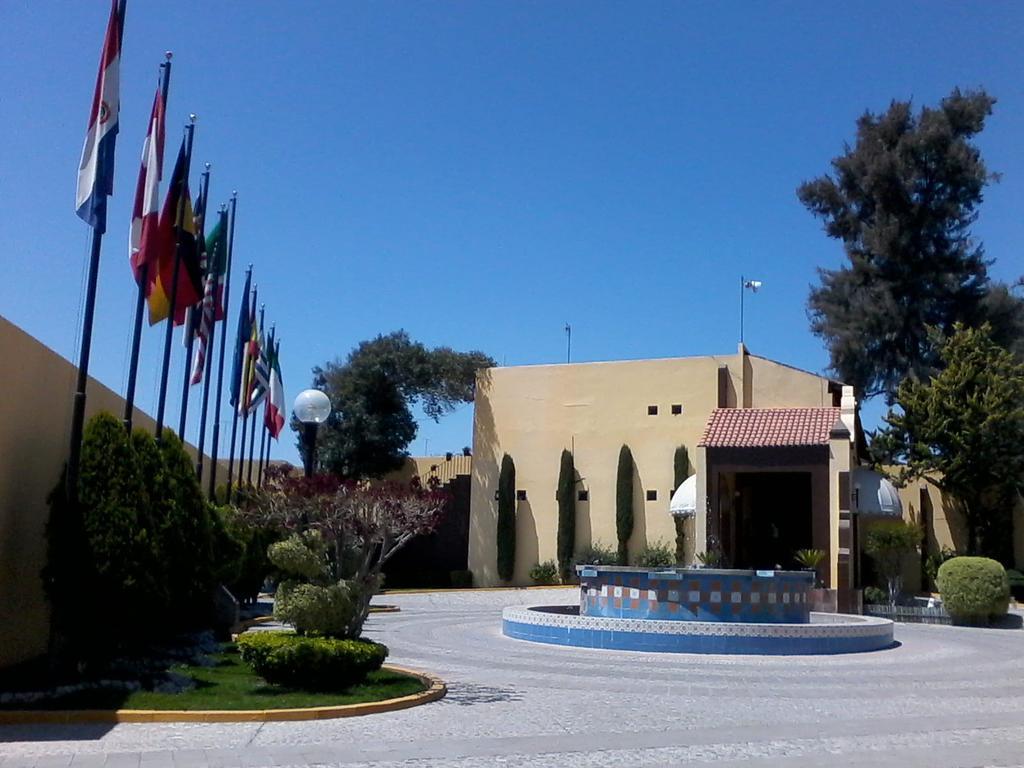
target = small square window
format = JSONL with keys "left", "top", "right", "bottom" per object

{"left": 671, "top": 403, "right": 683, "bottom": 415}
{"left": 578, "top": 490, "right": 589, "bottom": 502}
{"left": 647, "top": 405, "right": 658, "bottom": 415}
{"left": 516, "top": 490, "right": 527, "bottom": 501}
{"left": 646, "top": 490, "right": 657, "bottom": 501}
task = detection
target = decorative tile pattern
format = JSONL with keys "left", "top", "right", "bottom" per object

{"left": 502, "top": 605, "right": 895, "bottom": 655}
{"left": 577, "top": 566, "right": 814, "bottom": 624}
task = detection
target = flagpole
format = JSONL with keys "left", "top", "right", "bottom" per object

{"left": 208, "top": 195, "right": 239, "bottom": 498}
{"left": 67, "top": 0, "right": 126, "bottom": 501}
{"left": 256, "top": 323, "right": 274, "bottom": 488}
{"left": 229, "top": 281, "right": 256, "bottom": 497}
{"left": 177, "top": 163, "right": 210, "bottom": 440}
{"left": 246, "top": 303, "right": 266, "bottom": 486}
{"left": 123, "top": 53, "right": 171, "bottom": 432}
{"left": 154, "top": 117, "right": 196, "bottom": 440}
{"left": 196, "top": 205, "right": 226, "bottom": 485}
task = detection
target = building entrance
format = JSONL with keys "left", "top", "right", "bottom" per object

{"left": 727, "top": 472, "right": 813, "bottom": 571}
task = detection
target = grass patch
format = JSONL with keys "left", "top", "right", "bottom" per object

{"left": 2, "top": 644, "right": 425, "bottom": 711}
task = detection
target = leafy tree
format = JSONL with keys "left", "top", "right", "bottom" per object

{"left": 616, "top": 445, "right": 634, "bottom": 565}
{"left": 496, "top": 454, "right": 517, "bottom": 581}
{"left": 311, "top": 331, "right": 494, "bottom": 479}
{"left": 672, "top": 445, "right": 690, "bottom": 563}
{"left": 864, "top": 520, "right": 923, "bottom": 606}
{"left": 798, "top": 88, "right": 1017, "bottom": 401}
{"left": 873, "top": 324, "right": 1024, "bottom": 560}
{"left": 241, "top": 466, "right": 447, "bottom": 637}
{"left": 556, "top": 449, "right": 576, "bottom": 581}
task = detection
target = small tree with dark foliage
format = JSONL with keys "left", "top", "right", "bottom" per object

{"left": 242, "top": 466, "right": 447, "bottom": 637}
{"left": 496, "top": 454, "right": 517, "bottom": 582}
{"left": 672, "top": 445, "right": 690, "bottom": 564}
{"left": 556, "top": 449, "right": 576, "bottom": 582}
{"left": 616, "top": 445, "right": 634, "bottom": 565}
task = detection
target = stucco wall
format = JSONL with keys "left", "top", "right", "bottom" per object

{"left": 468, "top": 351, "right": 841, "bottom": 586}
{"left": 0, "top": 315, "right": 220, "bottom": 668}
{"left": 893, "top": 480, "right": 1024, "bottom": 592}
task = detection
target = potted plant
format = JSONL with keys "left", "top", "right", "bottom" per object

{"left": 794, "top": 548, "right": 835, "bottom": 613}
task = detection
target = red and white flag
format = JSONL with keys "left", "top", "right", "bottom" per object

{"left": 75, "top": 0, "right": 125, "bottom": 233}
{"left": 129, "top": 83, "right": 166, "bottom": 284}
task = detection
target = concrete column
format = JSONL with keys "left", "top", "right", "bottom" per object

{"left": 695, "top": 445, "right": 708, "bottom": 560}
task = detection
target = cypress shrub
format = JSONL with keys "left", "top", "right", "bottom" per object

{"left": 156, "top": 429, "right": 216, "bottom": 626}
{"left": 616, "top": 445, "right": 633, "bottom": 565}
{"left": 556, "top": 449, "right": 576, "bottom": 582}
{"left": 78, "top": 413, "right": 162, "bottom": 645}
{"left": 672, "top": 445, "right": 690, "bottom": 564}
{"left": 937, "top": 557, "right": 1010, "bottom": 625}
{"left": 496, "top": 454, "right": 517, "bottom": 581}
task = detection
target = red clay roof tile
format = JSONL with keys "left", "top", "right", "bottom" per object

{"left": 698, "top": 408, "right": 842, "bottom": 448}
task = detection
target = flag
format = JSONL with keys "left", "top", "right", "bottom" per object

{"left": 241, "top": 310, "right": 265, "bottom": 415}
{"left": 181, "top": 184, "right": 209, "bottom": 341}
{"left": 76, "top": 0, "right": 125, "bottom": 233}
{"left": 249, "top": 325, "right": 270, "bottom": 414}
{"left": 189, "top": 209, "right": 227, "bottom": 385}
{"left": 264, "top": 338, "right": 285, "bottom": 438}
{"left": 229, "top": 276, "right": 253, "bottom": 410}
{"left": 129, "top": 83, "right": 165, "bottom": 284}
{"left": 147, "top": 137, "right": 201, "bottom": 325}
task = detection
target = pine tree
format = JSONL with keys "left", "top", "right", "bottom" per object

{"left": 672, "top": 445, "right": 690, "bottom": 564}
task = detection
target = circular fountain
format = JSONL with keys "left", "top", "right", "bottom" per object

{"left": 503, "top": 565, "right": 894, "bottom": 655}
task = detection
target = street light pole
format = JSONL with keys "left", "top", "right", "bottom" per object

{"left": 293, "top": 389, "right": 332, "bottom": 479}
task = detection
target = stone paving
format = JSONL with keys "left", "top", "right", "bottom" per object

{"left": 2, "top": 587, "right": 1024, "bottom": 767}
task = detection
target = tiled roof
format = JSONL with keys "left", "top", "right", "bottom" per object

{"left": 698, "top": 408, "right": 843, "bottom": 448}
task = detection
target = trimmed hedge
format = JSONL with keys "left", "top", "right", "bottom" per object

{"left": 936, "top": 557, "right": 1010, "bottom": 625}
{"left": 237, "top": 632, "right": 388, "bottom": 691}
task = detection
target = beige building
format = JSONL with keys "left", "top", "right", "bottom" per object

{"left": 468, "top": 345, "right": 854, "bottom": 587}
{"left": 468, "top": 343, "right": 1024, "bottom": 602}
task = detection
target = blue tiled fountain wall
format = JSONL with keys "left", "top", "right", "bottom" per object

{"left": 577, "top": 566, "right": 815, "bottom": 624}
{"left": 501, "top": 606, "right": 895, "bottom": 655}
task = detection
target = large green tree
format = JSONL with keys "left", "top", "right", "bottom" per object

{"left": 798, "top": 88, "right": 1022, "bottom": 401}
{"left": 311, "top": 331, "right": 494, "bottom": 479}
{"left": 873, "top": 324, "right": 1024, "bottom": 561}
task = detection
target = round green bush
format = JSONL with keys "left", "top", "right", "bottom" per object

{"left": 936, "top": 556, "right": 1010, "bottom": 625}
{"left": 274, "top": 580, "right": 356, "bottom": 637}
{"left": 237, "top": 632, "right": 388, "bottom": 691}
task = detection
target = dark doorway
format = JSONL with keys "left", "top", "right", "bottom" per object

{"left": 732, "top": 472, "right": 812, "bottom": 570}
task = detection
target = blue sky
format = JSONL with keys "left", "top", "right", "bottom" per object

{"left": 2, "top": 1, "right": 1022, "bottom": 465}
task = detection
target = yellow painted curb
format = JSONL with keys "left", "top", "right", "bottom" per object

{"left": 0, "top": 665, "right": 445, "bottom": 725}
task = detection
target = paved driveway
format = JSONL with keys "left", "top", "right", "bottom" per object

{"left": 2, "top": 587, "right": 1024, "bottom": 767}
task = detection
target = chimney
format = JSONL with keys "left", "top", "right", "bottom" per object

{"left": 840, "top": 385, "right": 856, "bottom": 441}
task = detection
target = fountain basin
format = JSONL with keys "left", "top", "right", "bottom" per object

{"left": 578, "top": 565, "right": 814, "bottom": 624}
{"left": 503, "top": 605, "right": 894, "bottom": 655}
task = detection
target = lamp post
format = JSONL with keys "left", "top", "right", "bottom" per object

{"left": 293, "top": 389, "right": 332, "bottom": 478}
